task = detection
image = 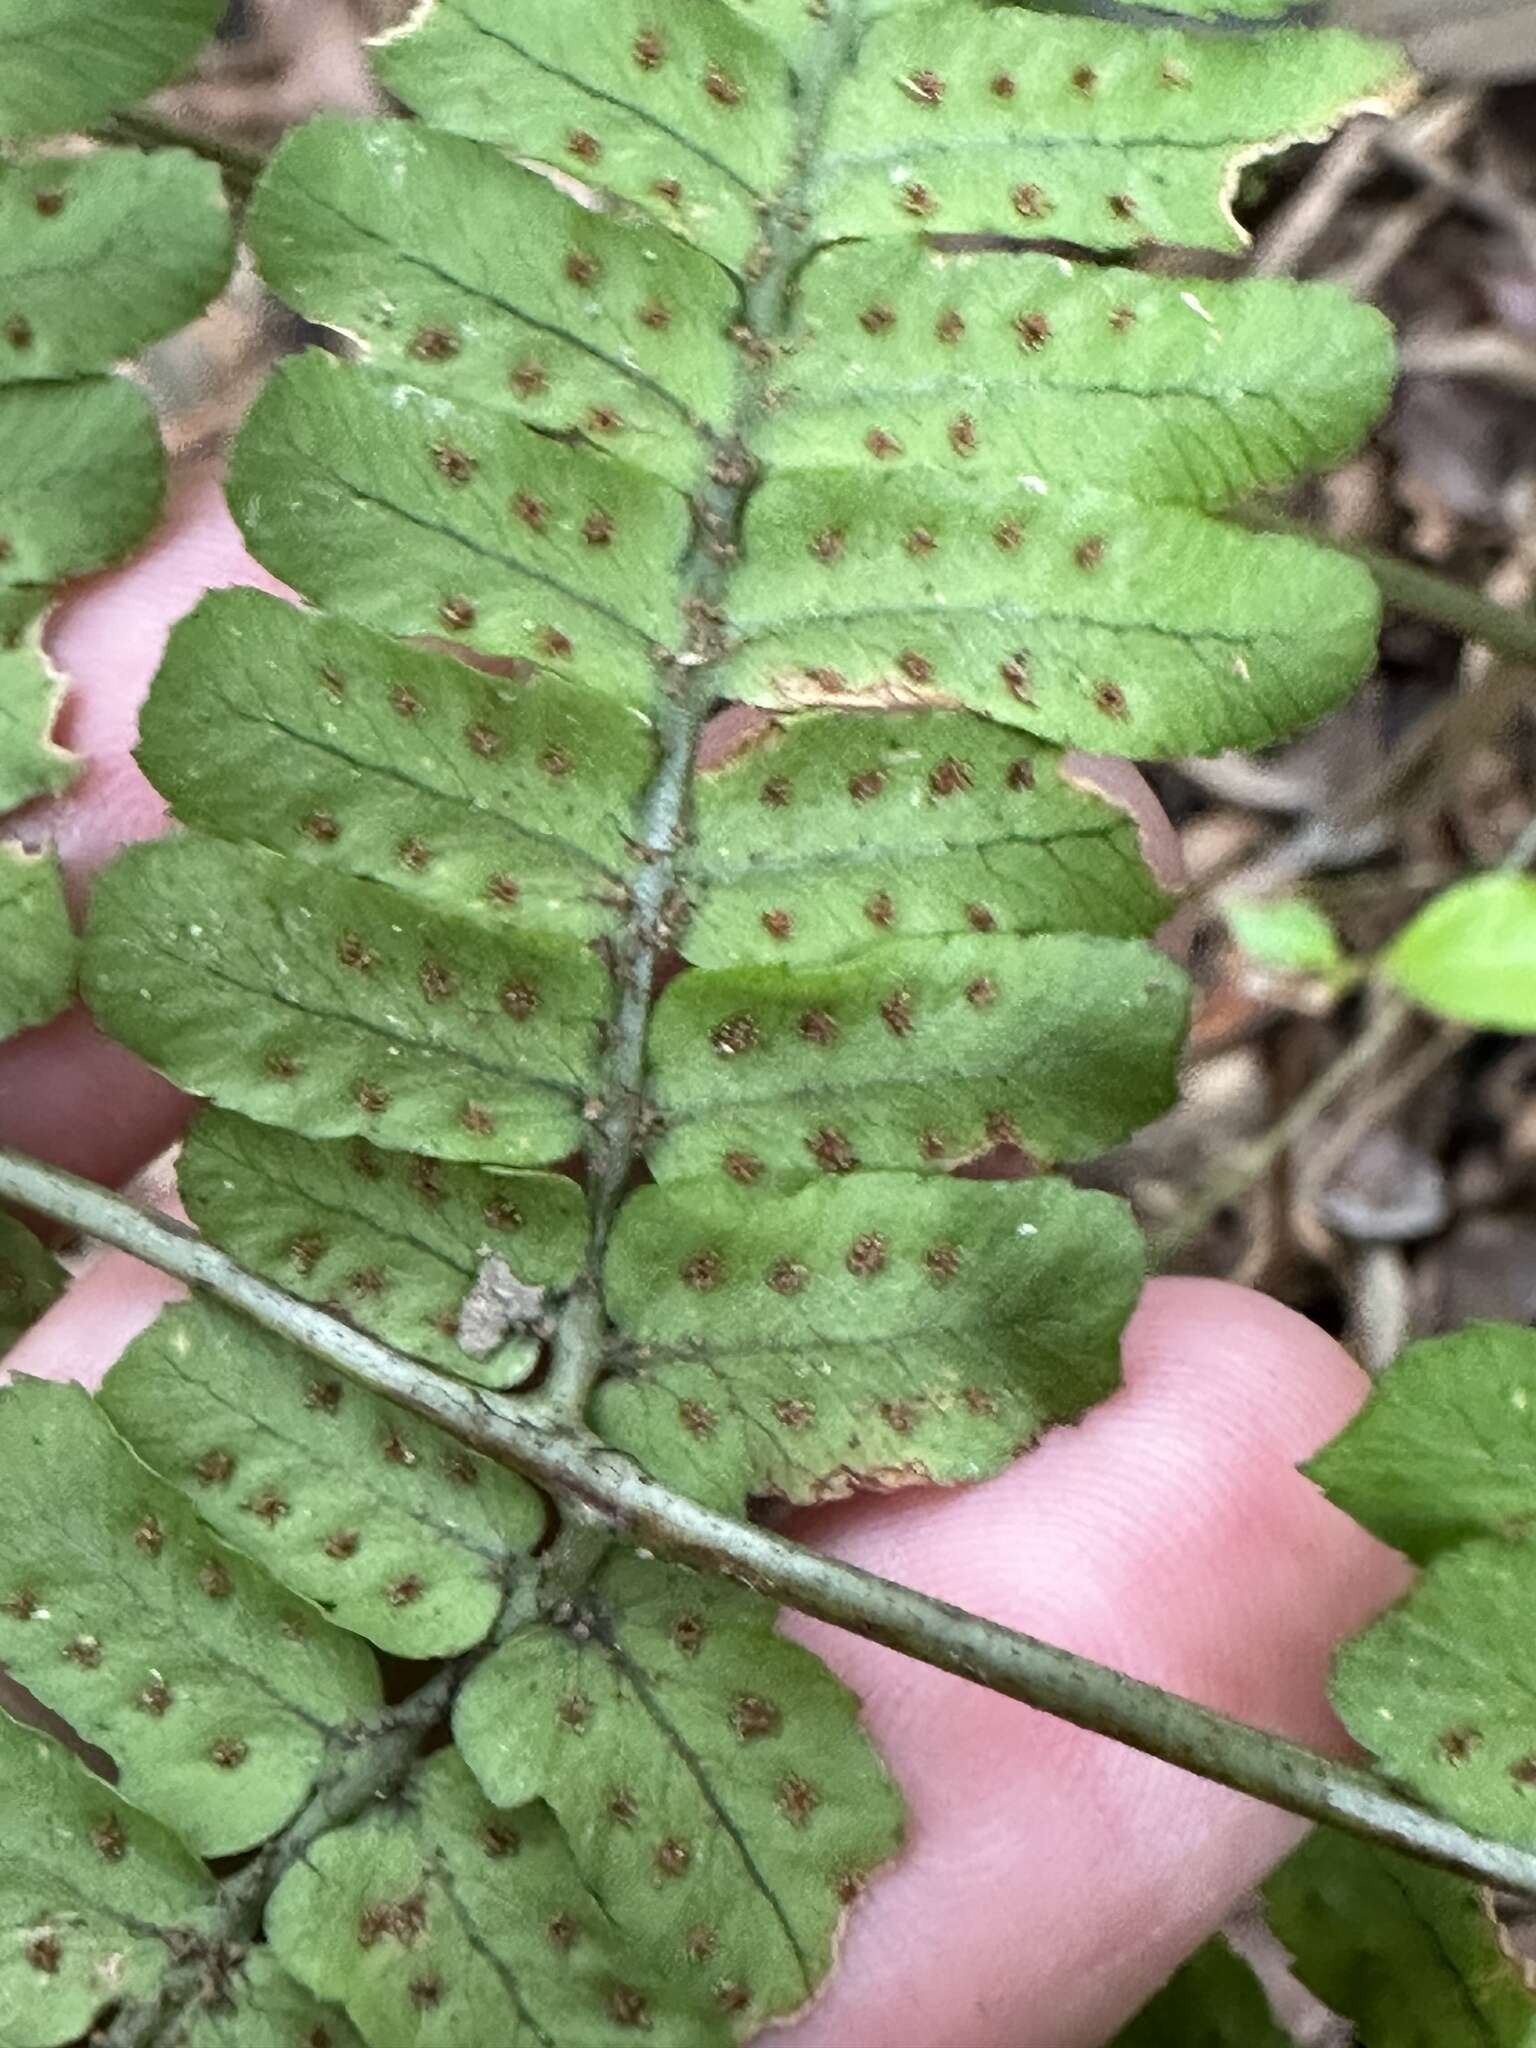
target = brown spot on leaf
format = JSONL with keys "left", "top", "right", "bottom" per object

{"left": 1438, "top": 1726, "right": 1481, "bottom": 1764}
{"left": 1076, "top": 536, "right": 1106, "bottom": 571}
{"left": 512, "top": 491, "right": 548, "bottom": 530}
{"left": 64, "top": 1635, "right": 102, "bottom": 1668}
{"left": 481, "top": 1821, "right": 521, "bottom": 1857}
{"left": 848, "top": 769, "right": 885, "bottom": 802}
{"left": 302, "top": 811, "right": 339, "bottom": 843}
{"left": 1016, "top": 312, "right": 1052, "bottom": 351}
{"left": 760, "top": 775, "right": 792, "bottom": 808}
{"left": 1109, "top": 305, "right": 1138, "bottom": 334}
{"left": 656, "top": 1837, "right": 692, "bottom": 1878}
{"left": 388, "top": 1574, "right": 426, "bottom": 1607}
{"left": 585, "top": 406, "right": 624, "bottom": 437}
{"left": 682, "top": 1251, "right": 726, "bottom": 1292}
{"left": 210, "top": 1737, "right": 248, "bottom": 1770}
{"left": 499, "top": 980, "right": 541, "bottom": 1020}
{"left": 567, "top": 128, "right": 602, "bottom": 163}
{"left": 705, "top": 63, "right": 743, "bottom": 105}
{"left": 672, "top": 1614, "right": 706, "bottom": 1655}
{"left": 652, "top": 176, "right": 684, "bottom": 208}
{"left": 767, "top": 1258, "right": 809, "bottom": 1296}
{"left": 91, "top": 1815, "right": 126, "bottom": 1860}
{"left": 949, "top": 414, "right": 978, "bottom": 457}
{"left": 5, "top": 317, "right": 33, "bottom": 350}
{"left": 1094, "top": 681, "right": 1128, "bottom": 720}
{"left": 382, "top": 1431, "right": 418, "bottom": 1468}
{"left": 25, "top": 1934, "right": 60, "bottom": 1974}
{"left": 774, "top": 1398, "right": 814, "bottom": 1430}
{"left": 986, "top": 1110, "right": 1021, "bottom": 1145}
{"left": 324, "top": 1531, "right": 360, "bottom": 1560}
{"left": 582, "top": 510, "right": 616, "bottom": 548}
{"left": 411, "top": 325, "right": 459, "bottom": 361}
{"left": 901, "top": 182, "right": 938, "bottom": 217}
{"left": 906, "top": 527, "right": 937, "bottom": 558}
{"left": 967, "top": 904, "right": 998, "bottom": 933}
{"left": 686, "top": 1925, "right": 719, "bottom": 1963}
{"left": 808, "top": 1128, "right": 859, "bottom": 1174}
{"left": 34, "top": 190, "right": 67, "bottom": 218}
{"left": 1001, "top": 655, "right": 1034, "bottom": 703}
{"left": 541, "top": 627, "right": 575, "bottom": 660}
{"left": 358, "top": 1894, "right": 427, "bottom": 1948}
{"left": 732, "top": 1695, "right": 783, "bottom": 1741}
{"left": 963, "top": 1386, "right": 999, "bottom": 1417}
{"left": 558, "top": 1694, "right": 593, "bottom": 1734}
{"left": 761, "top": 908, "right": 795, "bottom": 942}
{"left": 398, "top": 837, "right": 433, "bottom": 871}
{"left": 859, "top": 303, "right": 896, "bottom": 334}
{"left": 1109, "top": 192, "right": 1138, "bottom": 223}
{"left": 134, "top": 1516, "right": 163, "bottom": 1556}
{"left": 711, "top": 1012, "right": 759, "bottom": 1057}
{"left": 607, "top": 1787, "right": 639, "bottom": 1826}
{"left": 565, "top": 250, "right": 601, "bottom": 288}
{"left": 935, "top": 308, "right": 966, "bottom": 344}
{"left": 487, "top": 872, "right": 522, "bottom": 907}
{"left": 930, "top": 756, "right": 973, "bottom": 797}
{"left": 432, "top": 444, "right": 476, "bottom": 485}
{"left": 638, "top": 299, "right": 672, "bottom": 330}
{"left": 1012, "top": 184, "right": 1049, "bottom": 220}
{"left": 992, "top": 71, "right": 1017, "bottom": 97}
{"left": 419, "top": 959, "right": 459, "bottom": 1004}
{"left": 865, "top": 891, "right": 896, "bottom": 928}
{"left": 1072, "top": 64, "right": 1098, "bottom": 92}
{"left": 967, "top": 976, "right": 997, "bottom": 1007}
{"left": 195, "top": 1450, "right": 236, "bottom": 1486}
{"left": 846, "top": 1234, "right": 889, "bottom": 1278}
{"left": 547, "top": 1912, "right": 580, "bottom": 1949}
{"left": 200, "top": 1561, "right": 233, "bottom": 1600}
{"left": 139, "top": 1679, "right": 174, "bottom": 1715}
{"left": 866, "top": 427, "right": 904, "bottom": 460}
{"left": 679, "top": 1400, "right": 717, "bottom": 1439}
{"left": 897, "top": 650, "right": 933, "bottom": 683}
{"left": 777, "top": 1775, "right": 820, "bottom": 1826}
{"left": 1005, "top": 756, "right": 1036, "bottom": 791}
{"left": 810, "top": 527, "right": 846, "bottom": 564}
{"left": 723, "top": 1149, "right": 764, "bottom": 1184}
{"left": 880, "top": 988, "right": 915, "bottom": 1037}
{"left": 904, "top": 68, "right": 945, "bottom": 102}
{"left": 460, "top": 1103, "right": 496, "bottom": 1138}
{"left": 245, "top": 1489, "right": 290, "bottom": 1528}
{"left": 925, "top": 1244, "right": 962, "bottom": 1283}
{"left": 410, "top": 1975, "right": 443, "bottom": 2011}
{"left": 633, "top": 27, "right": 665, "bottom": 66}
{"left": 439, "top": 597, "right": 476, "bottom": 632}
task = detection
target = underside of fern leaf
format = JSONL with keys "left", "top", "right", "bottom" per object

{"left": 0, "top": 0, "right": 1410, "bottom": 2040}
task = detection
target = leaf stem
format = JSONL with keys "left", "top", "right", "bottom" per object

{"left": 8, "top": 1145, "right": 1536, "bottom": 1902}
{"left": 93, "top": 111, "right": 265, "bottom": 195}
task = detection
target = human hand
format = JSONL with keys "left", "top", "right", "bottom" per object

{"left": 2, "top": 479, "right": 1409, "bottom": 2048}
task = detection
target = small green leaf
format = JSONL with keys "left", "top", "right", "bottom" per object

{"left": 0, "top": 1213, "right": 65, "bottom": 1356}
{"left": 0, "top": 636, "right": 78, "bottom": 812}
{"left": 1383, "top": 873, "right": 1536, "bottom": 1030}
{"left": 724, "top": 474, "right": 1381, "bottom": 758}
{"left": 765, "top": 245, "right": 1395, "bottom": 509}
{"left": 0, "top": 1378, "right": 380, "bottom": 1855}
{"left": 453, "top": 1552, "right": 904, "bottom": 2038}
{"left": 1308, "top": 1322, "right": 1536, "bottom": 1563}
{"left": 685, "top": 709, "right": 1170, "bottom": 969}
{"left": 0, "top": 846, "right": 76, "bottom": 1039}
{"left": 228, "top": 347, "right": 687, "bottom": 707}
{"left": 1110, "top": 1938, "right": 1287, "bottom": 2046}
{"left": 83, "top": 836, "right": 602, "bottom": 1166}
{"left": 373, "top": 0, "right": 794, "bottom": 270}
{"left": 0, "top": 379, "right": 165, "bottom": 591}
{"left": 179, "top": 1112, "right": 587, "bottom": 1390}
{"left": 178, "top": 1952, "right": 366, "bottom": 2048}
{"left": 1227, "top": 895, "right": 1346, "bottom": 978}
{"left": 250, "top": 117, "right": 738, "bottom": 490}
{"left": 0, "top": 1712, "right": 214, "bottom": 2048}
{"left": 99, "top": 1297, "right": 545, "bottom": 1657}
{"left": 0, "top": 0, "right": 223, "bottom": 140}
{"left": 1333, "top": 1533, "right": 1536, "bottom": 1853}
{"left": 599, "top": 1173, "right": 1143, "bottom": 1508}
{"left": 817, "top": 13, "right": 1409, "bottom": 252}
{"left": 0, "top": 150, "right": 231, "bottom": 381}
{"left": 266, "top": 1748, "right": 732, "bottom": 2047}
{"left": 137, "top": 591, "right": 653, "bottom": 946}
{"left": 1265, "top": 1831, "right": 1536, "bottom": 2047}
{"left": 648, "top": 932, "right": 1188, "bottom": 1178}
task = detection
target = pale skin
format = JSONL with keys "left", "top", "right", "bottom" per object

{"left": 3, "top": 480, "right": 1411, "bottom": 2046}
